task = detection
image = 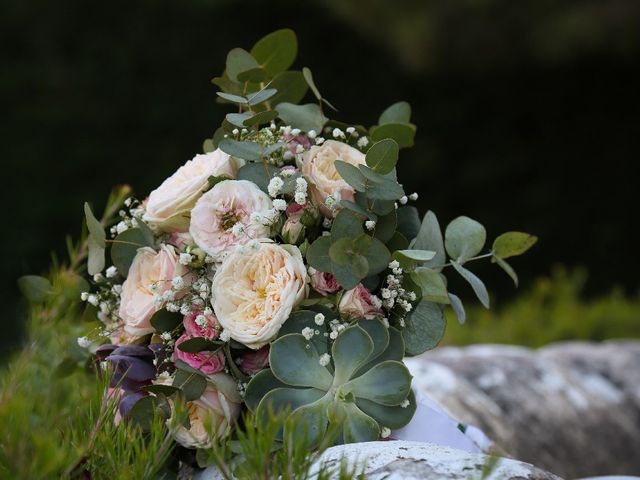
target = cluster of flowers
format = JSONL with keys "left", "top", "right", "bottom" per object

{"left": 81, "top": 129, "right": 420, "bottom": 447}
{"left": 77, "top": 29, "right": 534, "bottom": 464}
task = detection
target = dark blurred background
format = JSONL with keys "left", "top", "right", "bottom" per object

{"left": 2, "top": 0, "right": 639, "bottom": 356}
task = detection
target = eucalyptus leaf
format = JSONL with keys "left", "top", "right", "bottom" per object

{"left": 448, "top": 292, "right": 466, "bottom": 324}
{"left": 177, "top": 337, "right": 223, "bottom": 353}
{"left": 111, "top": 228, "right": 153, "bottom": 276}
{"left": 226, "top": 48, "right": 260, "bottom": 83}
{"left": 236, "top": 67, "right": 268, "bottom": 83}
{"left": 365, "top": 139, "right": 399, "bottom": 175}
{"left": 149, "top": 309, "right": 182, "bottom": 332}
{"left": 268, "top": 71, "right": 309, "bottom": 106}
{"left": 444, "top": 216, "right": 486, "bottom": 262}
{"left": 306, "top": 236, "right": 333, "bottom": 272}
{"left": 302, "top": 67, "right": 322, "bottom": 101}
{"left": 411, "top": 210, "right": 446, "bottom": 271}
{"left": 410, "top": 268, "right": 450, "bottom": 304}
{"left": 403, "top": 301, "right": 446, "bottom": 355}
{"left": 335, "top": 161, "right": 366, "bottom": 192}
{"left": 451, "top": 260, "right": 490, "bottom": 308}
{"left": 173, "top": 369, "right": 207, "bottom": 402}
{"left": 226, "top": 112, "right": 253, "bottom": 127}
{"left": 18, "top": 275, "right": 52, "bottom": 303}
{"left": 276, "top": 103, "right": 327, "bottom": 133}
{"left": 396, "top": 206, "right": 421, "bottom": 242}
{"left": 373, "top": 210, "right": 397, "bottom": 244}
{"left": 243, "top": 110, "right": 279, "bottom": 127}
{"left": 87, "top": 239, "right": 105, "bottom": 276}
{"left": 218, "top": 139, "right": 262, "bottom": 162}
{"left": 331, "top": 210, "right": 364, "bottom": 240}
{"left": 247, "top": 88, "right": 278, "bottom": 106}
{"left": 236, "top": 162, "right": 276, "bottom": 193}
{"left": 492, "top": 231, "right": 538, "bottom": 259}
{"left": 216, "top": 92, "right": 248, "bottom": 104}
{"left": 339, "top": 200, "right": 376, "bottom": 220}
{"left": 128, "top": 395, "right": 157, "bottom": 431}
{"left": 251, "top": 29, "right": 298, "bottom": 76}
{"left": 84, "top": 202, "right": 105, "bottom": 247}
{"left": 370, "top": 122, "right": 416, "bottom": 148}
{"left": 493, "top": 255, "right": 519, "bottom": 287}
{"left": 379, "top": 101, "right": 412, "bottom": 125}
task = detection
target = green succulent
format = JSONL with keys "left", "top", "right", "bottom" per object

{"left": 244, "top": 310, "right": 416, "bottom": 446}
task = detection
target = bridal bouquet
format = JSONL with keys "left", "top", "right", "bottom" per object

{"left": 76, "top": 29, "right": 535, "bottom": 460}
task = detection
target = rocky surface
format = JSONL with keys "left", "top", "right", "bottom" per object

{"left": 194, "top": 440, "right": 561, "bottom": 480}
{"left": 314, "top": 440, "right": 560, "bottom": 479}
{"left": 406, "top": 340, "right": 640, "bottom": 479}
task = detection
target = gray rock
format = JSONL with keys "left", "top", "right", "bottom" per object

{"left": 315, "top": 440, "right": 560, "bottom": 479}
{"left": 194, "top": 440, "right": 560, "bottom": 480}
{"left": 405, "top": 340, "right": 640, "bottom": 479}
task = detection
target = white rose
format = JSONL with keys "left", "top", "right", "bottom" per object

{"left": 189, "top": 180, "right": 274, "bottom": 260}
{"left": 170, "top": 373, "right": 242, "bottom": 449}
{"left": 297, "top": 140, "right": 366, "bottom": 217}
{"left": 143, "top": 149, "right": 239, "bottom": 231}
{"left": 118, "top": 245, "right": 189, "bottom": 337}
{"left": 212, "top": 243, "right": 308, "bottom": 349}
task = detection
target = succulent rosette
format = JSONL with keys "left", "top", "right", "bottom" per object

{"left": 76, "top": 28, "right": 536, "bottom": 467}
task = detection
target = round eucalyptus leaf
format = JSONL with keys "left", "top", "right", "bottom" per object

{"left": 251, "top": 29, "right": 297, "bottom": 76}
{"left": 410, "top": 268, "right": 450, "bottom": 304}
{"left": 444, "top": 216, "right": 486, "bottom": 261}
{"left": 17, "top": 275, "right": 52, "bottom": 303}
{"left": 365, "top": 139, "right": 399, "bottom": 175}
{"left": 270, "top": 333, "right": 333, "bottom": 390}
{"left": 403, "top": 301, "right": 446, "bottom": 356}
{"left": 149, "top": 308, "right": 182, "bottom": 333}
{"left": 492, "top": 231, "right": 538, "bottom": 259}
{"left": 369, "top": 122, "right": 416, "bottom": 148}
{"left": 334, "top": 160, "right": 366, "bottom": 192}
{"left": 378, "top": 101, "right": 412, "bottom": 125}
{"left": 268, "top": 71, "right": 309, "bottom": 106}
{"left": 306, "top": 236, "right": 333, "bottom": 272}
{"left": 236, "top": 162, "right": 276, "bottom": 193}
{"left": 276, "top": 103, "right": 327, "bottom": 133}
{"left": 225, "top": 48, "right": 260, "bottom": 83}
{"left": 218, "top": 139, "right": 263, "bottom": 162}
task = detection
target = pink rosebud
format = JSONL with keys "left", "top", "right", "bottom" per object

{"left": 286, "top": 201, "right": 305, "bottom": 217}
{"left": 284, "top": 134, "right": 312, "bottom": 154}
{"left": 310, "top": 270, "right": 340, "bottom": 296}
{"left": 183, "top": 311, "right": 220, "bottom": 340}
{"left": 339, "top": 283, "right": 384, "bottom": 319}
{"left": 282, "top": 217, "right": 306, "bottom": 245}
{"left": 173, "top": 334, "right": 225, "bottom": 375}
{"left": 238, "top": 346, "right": 270, "bottom": 375}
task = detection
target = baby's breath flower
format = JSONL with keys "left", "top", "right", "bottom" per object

{"left": 357, "top": 137, "right": 369, "bottom": 148}
{"left": 314, "top": 313, "right": 325, "bottom": 326}
{"left": 409, "top": 192, "right": 419, "bottom": 201}
{"left": 268, "top": 177, "right": 284, "bottom": 198}
{"left": 301, "top": 327, "right": 315, "bottom": 340}
{"left": 179, "top": 253, "right": 193, "bottom": 266}
{"left": 381, "top": 427, "right": 391, "bottom": 438}
{"left": 399, "top": 195, "right": 408, "bottom": 205}
{"left": 105, "top": 266, "right": 118, "bottom": 278}
{"left": 365, "top": 220, "right": 376, "bottom": 231}
{"left": 272, "top": 199, "right": 287, "bottom": 211}
{"left": 319, "top": 353, "right": 331, "bottom": 367}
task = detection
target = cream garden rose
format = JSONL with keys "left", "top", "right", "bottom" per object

{"left": 189, "top": 179, "right": 274, "bottom": 260}
{"left": 118, "top": 245, "right": 188, "bottom": 337}
{"left": 143, "top": 149, "right": 239, "bottom": 231}
{"left": 297, "top": 140, "right": 366, "bottom": 217}
{"left": 170, "top": 373, "right": 242, "bottom": 449}
{"left": 211, "top": 243, "right": 307, "bottom": 349}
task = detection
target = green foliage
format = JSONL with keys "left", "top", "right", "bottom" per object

{"left": 199, "top": 409, "right": 365, "bottom": 480}
{"left": 245, "top": 317, "right": 415, "bottom": 446}
{"left": 445, "top": 267, "right": 640, "bottom": 347}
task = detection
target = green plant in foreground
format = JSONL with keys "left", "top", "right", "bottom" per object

{"left": 245, "top": 312, "right": 416, "bottom": 446}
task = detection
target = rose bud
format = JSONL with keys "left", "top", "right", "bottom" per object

{"left": 282, "top": 216, "right": 306, "bottom": 245}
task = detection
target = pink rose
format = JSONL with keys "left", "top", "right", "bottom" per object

{"left": 172, "top": 373, "right": 242, "bottom": 448}
{"left": 310, "top": 270, "right": 340, "bottom": 296}
{"left": 119, "top": 245, "right": 190, "bottom": 337}
{"left": 189, "top": 180, "right": 273, "bottom": 260}
{"left": 297, "top": 140, "right": 366, "bottom": 218}
{"left": 339, "top": 283, "right": 384, "bottom": 319}
{"left": 183, "top": 311, "right": 220, "bottom": 340}
{"left": 173, "top": 334, "right": 225, "bottom": 375}
{"left": 238, "top": 346, "right": 270, "bottom": 375}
